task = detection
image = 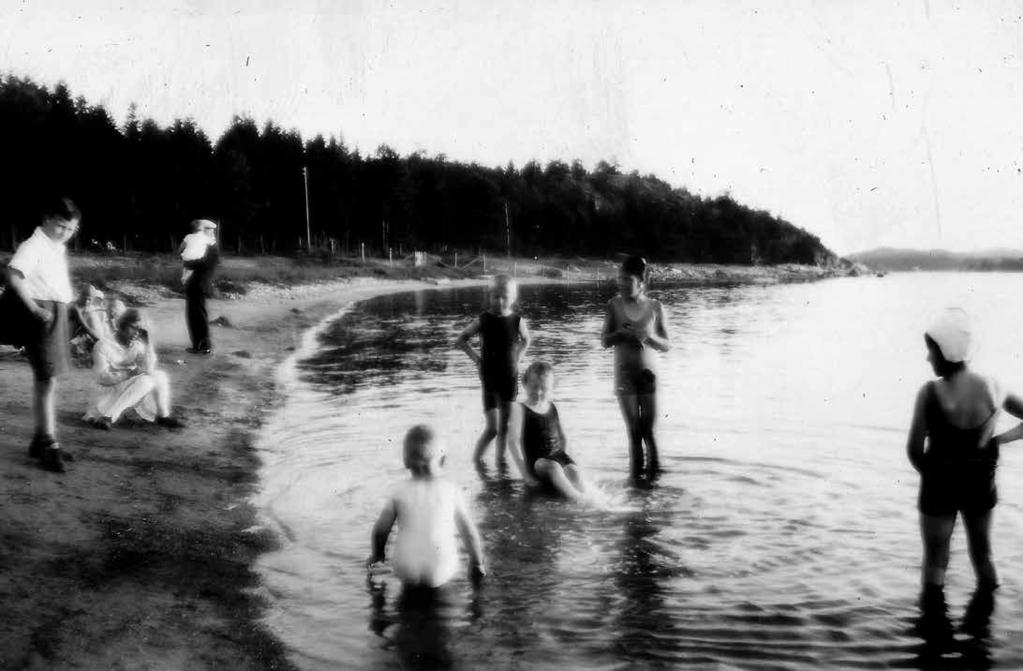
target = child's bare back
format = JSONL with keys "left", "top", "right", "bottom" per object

{"left": 367, "top": 425, "right": 486, "bottom": 588}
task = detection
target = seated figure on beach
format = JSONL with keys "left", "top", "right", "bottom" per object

{"left": 507, "top": 361, "right": 597, "bottom": 503}
{"left": 907, "top": 307, "right": 1023, "bottom": 598}
{"left": 68, "top": 285, "right": 111, "bottom": 367}
{"left": 367, "top": 425, "right": 486, "bottom": 588}
{"left": 83, "top": 308, "right": 185, "bottom": 430}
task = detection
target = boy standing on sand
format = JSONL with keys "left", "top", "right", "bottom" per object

{"left": 367, "top": 425, "right": 486, "bottom": 588}
{"left": 4, "top": 197, "right": 81, "bottom": 472}
{"left": 455, "top": 275, "right": 531, "bottom": 464}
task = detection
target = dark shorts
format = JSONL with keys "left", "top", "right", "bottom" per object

{"left": 918, "top": 464, "right": 997, "bottom": 516}
{"left": 616, "top": 368, "right": 656, "bottom": 396}
{"left": 530, "top": 450, "right": 576, "bottom": 476}
{"left": 481, "top": 369, "right": 517, "bottom": 411}
{"left": 25, "top": 301, "right": 69, "bottom": 381}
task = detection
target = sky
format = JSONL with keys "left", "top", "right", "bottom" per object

{"left": 2, "top": 0, "right": 1022, "bottom": 255}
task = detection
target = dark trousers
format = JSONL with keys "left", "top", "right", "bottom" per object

{"left": 185, "top": 281, "right": 210, "bottom": 350}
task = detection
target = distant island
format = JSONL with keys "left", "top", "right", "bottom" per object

{"left": 848, "top": 247, "right": 1023, "bottom": 272}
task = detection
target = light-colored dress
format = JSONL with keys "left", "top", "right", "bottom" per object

{"left": 83, "top": 336, "right": 168, "bottom": 423}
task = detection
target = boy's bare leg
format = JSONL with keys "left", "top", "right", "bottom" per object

{"left": 473, "top": 409, "right": 499, "bottom": 462}
{"left": 34, "top": 377, "right": 57, "bottom": 438}
{"left": 495, "top": 402, "right": 512, "bottom": 464}
{"left": 617, "top": 395, "right": 644, "bottom": 476}
{"left": 638, "top": 393, "right": 660, "bottom": 475}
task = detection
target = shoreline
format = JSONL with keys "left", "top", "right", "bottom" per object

{"left": 0, "top": 265, "right": 851, "bottom": 669}
{"left": 0, "top": 277, "right": 492, "bottom": 670}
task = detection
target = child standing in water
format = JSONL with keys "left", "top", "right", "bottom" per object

{"left": 455, "top": 275, "right": 531, "bottom": 464}
{"left": 508, "top": 361, "right": 597, "bottom": 503}
{"left": 601, "top": 256, "right": 670, "bottom": 478}
{"left": 367, "top": 425, "right": 487, "bottom": 588}
{"left": 907, "top": 308, "right": 1023, "bottom": 595}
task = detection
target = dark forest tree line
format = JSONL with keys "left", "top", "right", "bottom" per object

{"left": 0, "top": 75, "right": 838, "bottom": 265}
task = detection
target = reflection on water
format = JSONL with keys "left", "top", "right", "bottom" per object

{"left": 256, "top": 275, "right": 1023, "bottom": 669}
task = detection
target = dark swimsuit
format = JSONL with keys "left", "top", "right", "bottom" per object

{"left": 918, "top": 381, "right": 999, "bottom": 516}
{"left": 479, "top": 312, "right": 521, "bottom": 410}
{"left": 521, "top": 402, "right": 575, "bottom": 477}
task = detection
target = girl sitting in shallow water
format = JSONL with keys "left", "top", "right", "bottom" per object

{"left": 507, "top": 361, "right": 597, "bottom": 503}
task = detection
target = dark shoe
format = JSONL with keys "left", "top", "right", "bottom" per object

{"left": 28, "top": 434, "right": 55, "bottom": 459}
{"left": 156, "top": 415, "right": 185, "bottom": 430}
{"left": 89, "top": 416, "right": 114, "bottom": 431}
{"left": 40, "top": 445, "right": 68, "bottom": 473}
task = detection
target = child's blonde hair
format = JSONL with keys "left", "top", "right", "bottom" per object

{"left": 403, "top": 424, "right": 444, "bottom": 471}
{"left": 523, "top": 360, "right": 554, "bottom": 387}
{"left": 491, "top": 274, "right": 518, "bottom": 300}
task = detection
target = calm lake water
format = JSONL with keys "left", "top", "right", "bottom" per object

{"left": 255, "top": 273, "right": 1023, "bottom": 669}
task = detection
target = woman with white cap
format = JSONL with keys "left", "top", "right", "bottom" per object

{"left": 907, "top": 307, "right": 1023, "bottom": 594}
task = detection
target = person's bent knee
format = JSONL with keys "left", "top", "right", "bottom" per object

{"left": 534, "top": 459, "right": 561, "bottom": 478}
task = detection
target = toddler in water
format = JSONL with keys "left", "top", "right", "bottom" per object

{"left": 178, "top": 220, "right": 216, "bottom": 285}
{"left": 367, "top": 425, "right": 486, "bottom": 587}
{"left": 455, "top": 275, "right": 531, "bottom": 464}
{"left": 508, "top": 361, "right": 597, "bottom": 503}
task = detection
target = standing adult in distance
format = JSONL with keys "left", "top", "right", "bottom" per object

{"left": 4, "top": 196, "right": 81, "bottom": 472}
{"left": 183, "top": 219, "right": 220, "bottom": 354}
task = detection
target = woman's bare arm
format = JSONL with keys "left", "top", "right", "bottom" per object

{"left": 906, "top": 384, "right": 929, "bottom": 473}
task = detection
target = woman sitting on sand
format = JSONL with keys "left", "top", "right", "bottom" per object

{"left": 907, "top": 307, "right": 1023, "bottom": 595}
{"left": 83, "top": 308, "right": 185, "bottom": 430}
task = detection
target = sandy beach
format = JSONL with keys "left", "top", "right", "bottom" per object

{"left": 0, "top": 276, "right": 479, "bottom": 670}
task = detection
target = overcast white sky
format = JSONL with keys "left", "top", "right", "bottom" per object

{"left": 3, "top": 0, "right": 1022, "bottom": 255}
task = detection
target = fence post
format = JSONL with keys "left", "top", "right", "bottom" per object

{"left": 483, "top": 253, "right": 486, "bottom": 273}
{"left": 361, "top": 242, "right": 366, "bottom": 262}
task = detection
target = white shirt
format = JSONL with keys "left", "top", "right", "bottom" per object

{"left": 8, "top": 227, "right": 73, "bottom": 303}
{"left": 180, "top": 231, "right": 213, "bottom": 261}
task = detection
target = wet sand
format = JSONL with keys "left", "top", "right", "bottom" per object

{"left": 0, "top": 277, "right": 470, "bottom": 670}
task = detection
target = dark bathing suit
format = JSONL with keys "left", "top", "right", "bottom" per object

{"left": 521, "top": 402, "right": 575, "bottom": 477}
{"left": 918, "top": 381, "right": 999, "bottom": 516}
{"left": 479, "top": 311, "right": 521, "bottom": 410}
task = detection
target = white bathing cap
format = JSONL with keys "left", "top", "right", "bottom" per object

{"left": 925, "top": 307, "right": 972, "bottom": 363}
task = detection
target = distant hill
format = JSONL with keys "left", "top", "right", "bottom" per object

{"left": 848, "top": 247, "right": 1023, "bottom": 272}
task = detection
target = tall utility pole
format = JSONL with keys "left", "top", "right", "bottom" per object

{"left": 302, "top": 165, "right": 312, "bottom": 252}
{"left": 504, "top": 200, "right": 511, "bottom": 258}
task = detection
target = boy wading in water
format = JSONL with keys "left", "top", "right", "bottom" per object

{"left": 367, "top": 425, "right": 486, "bottom": 588}
{"left": 601, "top": 256, "right": 670, "bottom": 479}
{"left": 4, "top": 197, "right": 81, "bottom": 472}
{"left": 455, "top": 275, "right": 531, "bottom": 464}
